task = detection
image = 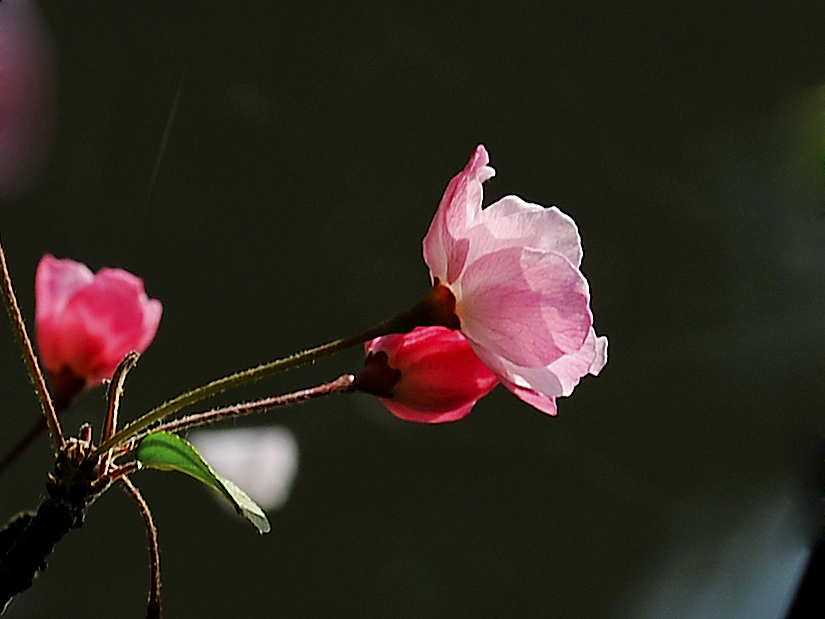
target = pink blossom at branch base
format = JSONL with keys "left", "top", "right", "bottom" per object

{"left": 355, "top": 326, "right": 498, "bottom": 423}
{"left": 35, "top": 255, "right": 162, "bottom": 408}
{"left": 421, "top": 145, "right": 608, "bottom": 415}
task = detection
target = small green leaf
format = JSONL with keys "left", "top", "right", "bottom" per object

{"left": 136, "top": 432, "right": 271, "bottom": 534}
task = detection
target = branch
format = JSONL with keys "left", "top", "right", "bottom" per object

{"left": 0, "top": 478, "right": 91, "bottom": 611}
{"left": 0, "top": 233, "right": 63, "bottom": 452}
{"left": 96, "top": 308, "right": 417, "bottom": 455}
{"left": 100, "top": 353, "right": 140, "bottom": 472}
{"left": 143, "top": 373, "right": 354, "bottom": 438}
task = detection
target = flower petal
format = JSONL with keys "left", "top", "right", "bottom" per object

{"left": 137, "top": 298, "right": 163, "bottom": 353}
{"left": 470, "top": 345, "right": 563, "bottom": 399}
{"left": 422, "top": 145, "right": 495, "bottom": 285}
{"left": 358, "top": 326, "right": 498, "bottom": 423}
{"left": 35, "top": 254, "right": 94, "bottom": 321}
{"left": 542, "top": 328, "right": 607, "bottom": 395}
{"left": 500, "top": 379, "right": 559, "bottom": 416}
{"left": 377, "top": 397, "right": 479, "bottom": 424}
{"left": 457, "top": 247, "right": 592, "bottom": 367}
{"left": 472, "top": 196, "right": 583, "bottom": 267}
{"left": 469, "top": 328, "right": 607, "bottom": 416}
{"left": 42, "top": 308, "right": 108, "bottom": 378}
{"left": 415, "top": 145, "right": 606, "bottom": 417}
{"left": 35, "top": 255, "right": 162, "bottom": 400}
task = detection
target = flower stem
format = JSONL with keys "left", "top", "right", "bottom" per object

{"left": 119, "top": 476, "right": 162, "bottom": 619}
{"left": 96, "top": 312, "right": 415, "bottom": 455}
{"left": 102, "top": 353, "right": 140, "bottom": 443}
{"left": 101, "top": 352, "right": 140, "bottom": 472}
{"left": 0, "top": 232, "right": 63, "bottom": 453}
{"left": 107, "top": 461, "right": 140, "bottom": 482}
{"left": 140, "top": 374, "right": 354, "bottom": 439}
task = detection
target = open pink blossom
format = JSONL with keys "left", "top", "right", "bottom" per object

{"left": 420, "top": 145, "right": 607, "bottom": 415}
{"left": 35, "top": 255, "right": 162, "bottom": 408}
{"left": 354, "top": 326, "right": 498, "bottom": 423}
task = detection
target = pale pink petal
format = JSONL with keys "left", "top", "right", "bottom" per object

{"left": 457, "top": 247, "right": 591, "bottom": 367}
{"left": 422, "top": 145, "right": 495, "bottom": 285}
{"left": 588, "top": 334, "right": 608, "bottom": 376}
{"left": 469, "top": 328, "right": 607, "bottom": 416}
{"left": 470, "top": 344, "right": 564, "bottom": 401}
{"left": 545, "top": 329, "right": 608, "bottom": 395}
{"left": 35, "top": 254, "right": 94, "bottom": 321}
{"left": 136, "top": 298, "right": 163, "bottom": 352}
{"left": 472, "top": 196, "right": 583, "bottom": 267}
{"left": 500, "top": 379, "right": 558, "bottom": 416}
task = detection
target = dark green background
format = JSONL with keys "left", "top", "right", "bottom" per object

{"left": 2, "top": 1, "right": 824, "bottom": 617}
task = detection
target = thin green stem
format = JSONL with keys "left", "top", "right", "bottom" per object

{"left": 137, "top": 374, "right": 354, "bottom": 439}
{"left": 96, "top": 312, "right": 416, "bottom": 456}
{"left": 0, "top": 232, "right": 63, "bottom": 452}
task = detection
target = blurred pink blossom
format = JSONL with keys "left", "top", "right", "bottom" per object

{"left": 355, "top": 326, "right": 498, "bottom": 423}
{"left": 0, "top": 0, "right": 54, "bottom": 196}
{"left": 420, "top": 145, "right": 607, "bottom": 415}
{"left": 35, "top": 255, "right": 162, "bottom": 408}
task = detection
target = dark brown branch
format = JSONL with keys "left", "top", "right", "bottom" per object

{"left": 0, "top": 500, "right": 78, "bottom": 613}
{"left": 0, "top": 436, "right": 105, "bottom": 613}
{"left": 119, "top": 477, "right": 162, "bottom": 619}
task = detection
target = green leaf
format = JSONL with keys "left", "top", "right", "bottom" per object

{"left": 135, "top": 431, "right": 271, "bottom": 534}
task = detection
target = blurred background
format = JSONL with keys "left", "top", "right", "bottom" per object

{"left": 1, "top": 1, "right": 824, "bottom": 617}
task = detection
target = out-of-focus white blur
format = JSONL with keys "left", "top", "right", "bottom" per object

{"left": 189, "top": 427, "right": 299, "bottom": 511}
{"left": 0, "top": 0, "right": 53, "bottom": 197}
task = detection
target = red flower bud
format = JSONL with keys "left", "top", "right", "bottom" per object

{"left": 355, "top": 326, "right": 498, "bottom": 423}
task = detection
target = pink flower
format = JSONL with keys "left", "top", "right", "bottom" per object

{"left": 35, "top": 255, "right": 162, "bottom": 408}
{"left": 354, "top": 326, "right": 498, "bottom": 423}
{"left": 419, "top": 145, "right": 607, "bottom": 415}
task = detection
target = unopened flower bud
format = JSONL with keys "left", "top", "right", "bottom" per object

{"left": 355, "top": 326, "right": 498, "bottom": 423}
